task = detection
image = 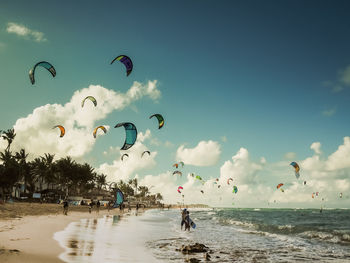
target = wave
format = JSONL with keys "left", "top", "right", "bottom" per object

{"left": 218, "top": 217, "right": 350, "bottom": 245}
{"left": 300, "top": 231, "right": 350, "bottom": 244}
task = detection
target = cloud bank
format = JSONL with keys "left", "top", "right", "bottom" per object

{"left": 1, "top": 80, "right": 160, "bottom": 160}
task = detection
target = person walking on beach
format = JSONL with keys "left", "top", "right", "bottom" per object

{"left": 96, "top": 200, "right": 101, "bottom": 214}
{"left": 89, "top": 199, "right": 94, "bottom": 214}
{"left": 107, "top": 200, "right": 111, "bottom": 213}
{"left": 181, "top": 208, "right": 187, "bottom": 230}
{"left": 63, "top": 199, "right": 69, "bottom": 215}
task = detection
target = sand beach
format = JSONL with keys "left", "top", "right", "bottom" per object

{"left": 0, "top": 203, "right": 121, "bottom": 263}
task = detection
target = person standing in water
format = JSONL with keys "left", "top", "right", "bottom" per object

{"left": 184, "top": 211, "right": 191, "bottom": 231}
{"left": 181, "top": 208, "right": 187, "bottom": 230}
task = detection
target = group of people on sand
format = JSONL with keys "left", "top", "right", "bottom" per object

{"left": 181, "top": 208, "right": 191, "bottom": 231}
{"left": 62, "top": 199, "right": 102, "bottom": 215}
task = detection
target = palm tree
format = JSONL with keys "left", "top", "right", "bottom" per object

{"left": 41, "top": 153, "right": 56, "bottom": 189}
{"left": 138, "top": 186, "right": 150, "bottom": 198}
{"left": 0, "top": 150, "right": 21, "bottom": 196}
{"left": 30, "top": 157, "right": 46, "bottom": 191}
{"left": 156, "top": 193, "right": 163, "bottom": 202}
{"left": 96, "top": 173, "right": 107, "bottom": 194}
{"left": 14, "top": 149, "right": 30, "bottom": 194}
{"left": 1, "top": 128, "right": 16, "bottom": 151}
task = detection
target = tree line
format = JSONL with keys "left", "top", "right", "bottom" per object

{"left": 0, "top": 128, "right": 163, "bottom": 203}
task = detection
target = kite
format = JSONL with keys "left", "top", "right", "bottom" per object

{"left": 290, "top": 162, "right": 300, "bottom": 179}
{"left": 112, "top": 188, "right": 124, "bottom": 208}
{"left": 121, "top": 153, "right": 129, "bottom": 161}
{"left": 232, "top": 185, "right": 238, "bottom": 194}
{"left": 179, "top": 161, "right": 184, "bottom": 167}
{"left": 29, "top": 61, "right": 56, "bottom": 84}
{"left": 53, "top": 125, "right": 65, "bottom": 137}
{"left": 177, "top": 186, "right": 183, "bottom": 194}
{"left": 149, "top": 114, "right": 164, "bottom": 129}
{"left": 277, "top": 183, "right": 284, "bottom": 192}
{"left": 93, "top": 126, "right": 107, "bottom": 138}
{"left": 141, "top": 151, "right": 151, "bottom": 158}
{"left": 81, "top": 96, "right": 97, "bottom": 107}
{"left": 227, "top": 178, "right": 233, "bottom": 185}
{"left": 173, "top": 171, "right": 182, "bottom": 176}
{"left": 114, "top": 122, "right": 137, "bottom": 150}
{"left": 111, "top": 55, "right": 133, "bottom": 76}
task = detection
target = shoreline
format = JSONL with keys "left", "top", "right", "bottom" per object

{"left": 0, "top": 204, "right": 124, "bottom": 263}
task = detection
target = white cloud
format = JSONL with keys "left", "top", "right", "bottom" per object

{"left": 97, "top": 130, "right": 157, "bottom": 183}
{"left": 328, "top": 65, "right": 350, "bottom": 93}
{"left": 325, "top": 137, "right": 350, "bottom": 171}
{"left": 219, "top": 148, "right": 263, "bottom": 185}
{"left": 322, "top": 107, "right": 336, "bottom": 117}
{"left": 310, "top": 142, "right": 322, "bottom": 155}
{"left": 176, "top": 140, "right": 221, "bottom": 166}
{"left": 340, "top": 65, "right": 350, "bottom": 86}
{"left": 0, "top": 80, "right": 160, "bottom": 160}
{"left": 284, "top": 152, "right": 296, "bottom": 160}
{"left": 6, "top": 22, "right": 47, "bottom": 42}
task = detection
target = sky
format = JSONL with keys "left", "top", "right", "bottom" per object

{"left": 1, "top": 0, "right": 350, "bottom": 208}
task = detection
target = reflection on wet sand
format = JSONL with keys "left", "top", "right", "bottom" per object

{"left": 55, "top": 215, "right": 124, "bottom": 263}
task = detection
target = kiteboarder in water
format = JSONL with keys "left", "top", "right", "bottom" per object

{"left": 181, "top": 208, "right": 187, "bottom": 230}
{"left": 184, "top": 211, "right": 191, "bottom": 231}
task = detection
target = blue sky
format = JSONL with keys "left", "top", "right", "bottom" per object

{"left": 1, "top": 0, "right": 350, "bottom": 207}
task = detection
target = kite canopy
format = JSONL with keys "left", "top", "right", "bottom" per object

{"left": 195, "top": 175, "right": 202, "bottom": 181}
{"left": 141, "top": 151, "right": 150, "bottom": 158}
{"left": 149, "top": 114, "right": 164, "bottom": 129}
{"left": 112, "top": 188, "right": 124, "bottom": 208}
{"left": 173, "top": 171, "right": 182, "bottom": 176}
{"left": 179, "top": 161, "right": 184, "bottom": 167}
{"left": 290, "top": 161, "right": 300, "bottom": 179}
{"left": 277, "top": 183, "right": 284, "bottom": 189}
{"left": 111, "top": 55, "right": 133, "bottom": 76}
{"left": 114, "top": 122, "right": 137, "bottom": 150}
{"left": 232, "top": 185, "right": 238, "bottom": 194}
{"left": 29, "top": 61, "right": 56, "bottom": 85}
{"left": 121, "top": 153, "right": 129, "bottom": 161}
{"left": 93, "top": 126, "right": 107, "bottom": 138}
{"left": 53, "top": 125, "right": 65, "bottom": 137}
{"left": 81, "top": 96, "right": 97, "bottom": 107}
{"left": 177, "top": 186, "right": 183, "bottom": 193}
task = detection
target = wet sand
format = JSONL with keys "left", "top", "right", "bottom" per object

{"left": 0, "top": 203, "right": 120, "bottom": 263}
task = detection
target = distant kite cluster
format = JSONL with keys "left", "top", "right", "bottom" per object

{"left": 29, "top": 56, "right": 164, "bottom": 152}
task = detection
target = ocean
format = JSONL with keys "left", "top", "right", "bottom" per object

{"left": 54, "top": 208, "right": 350, "bottom": 262}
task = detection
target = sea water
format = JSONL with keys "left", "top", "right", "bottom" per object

{"left": 54, "top": 208, "right": 350, "bottom": 262}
